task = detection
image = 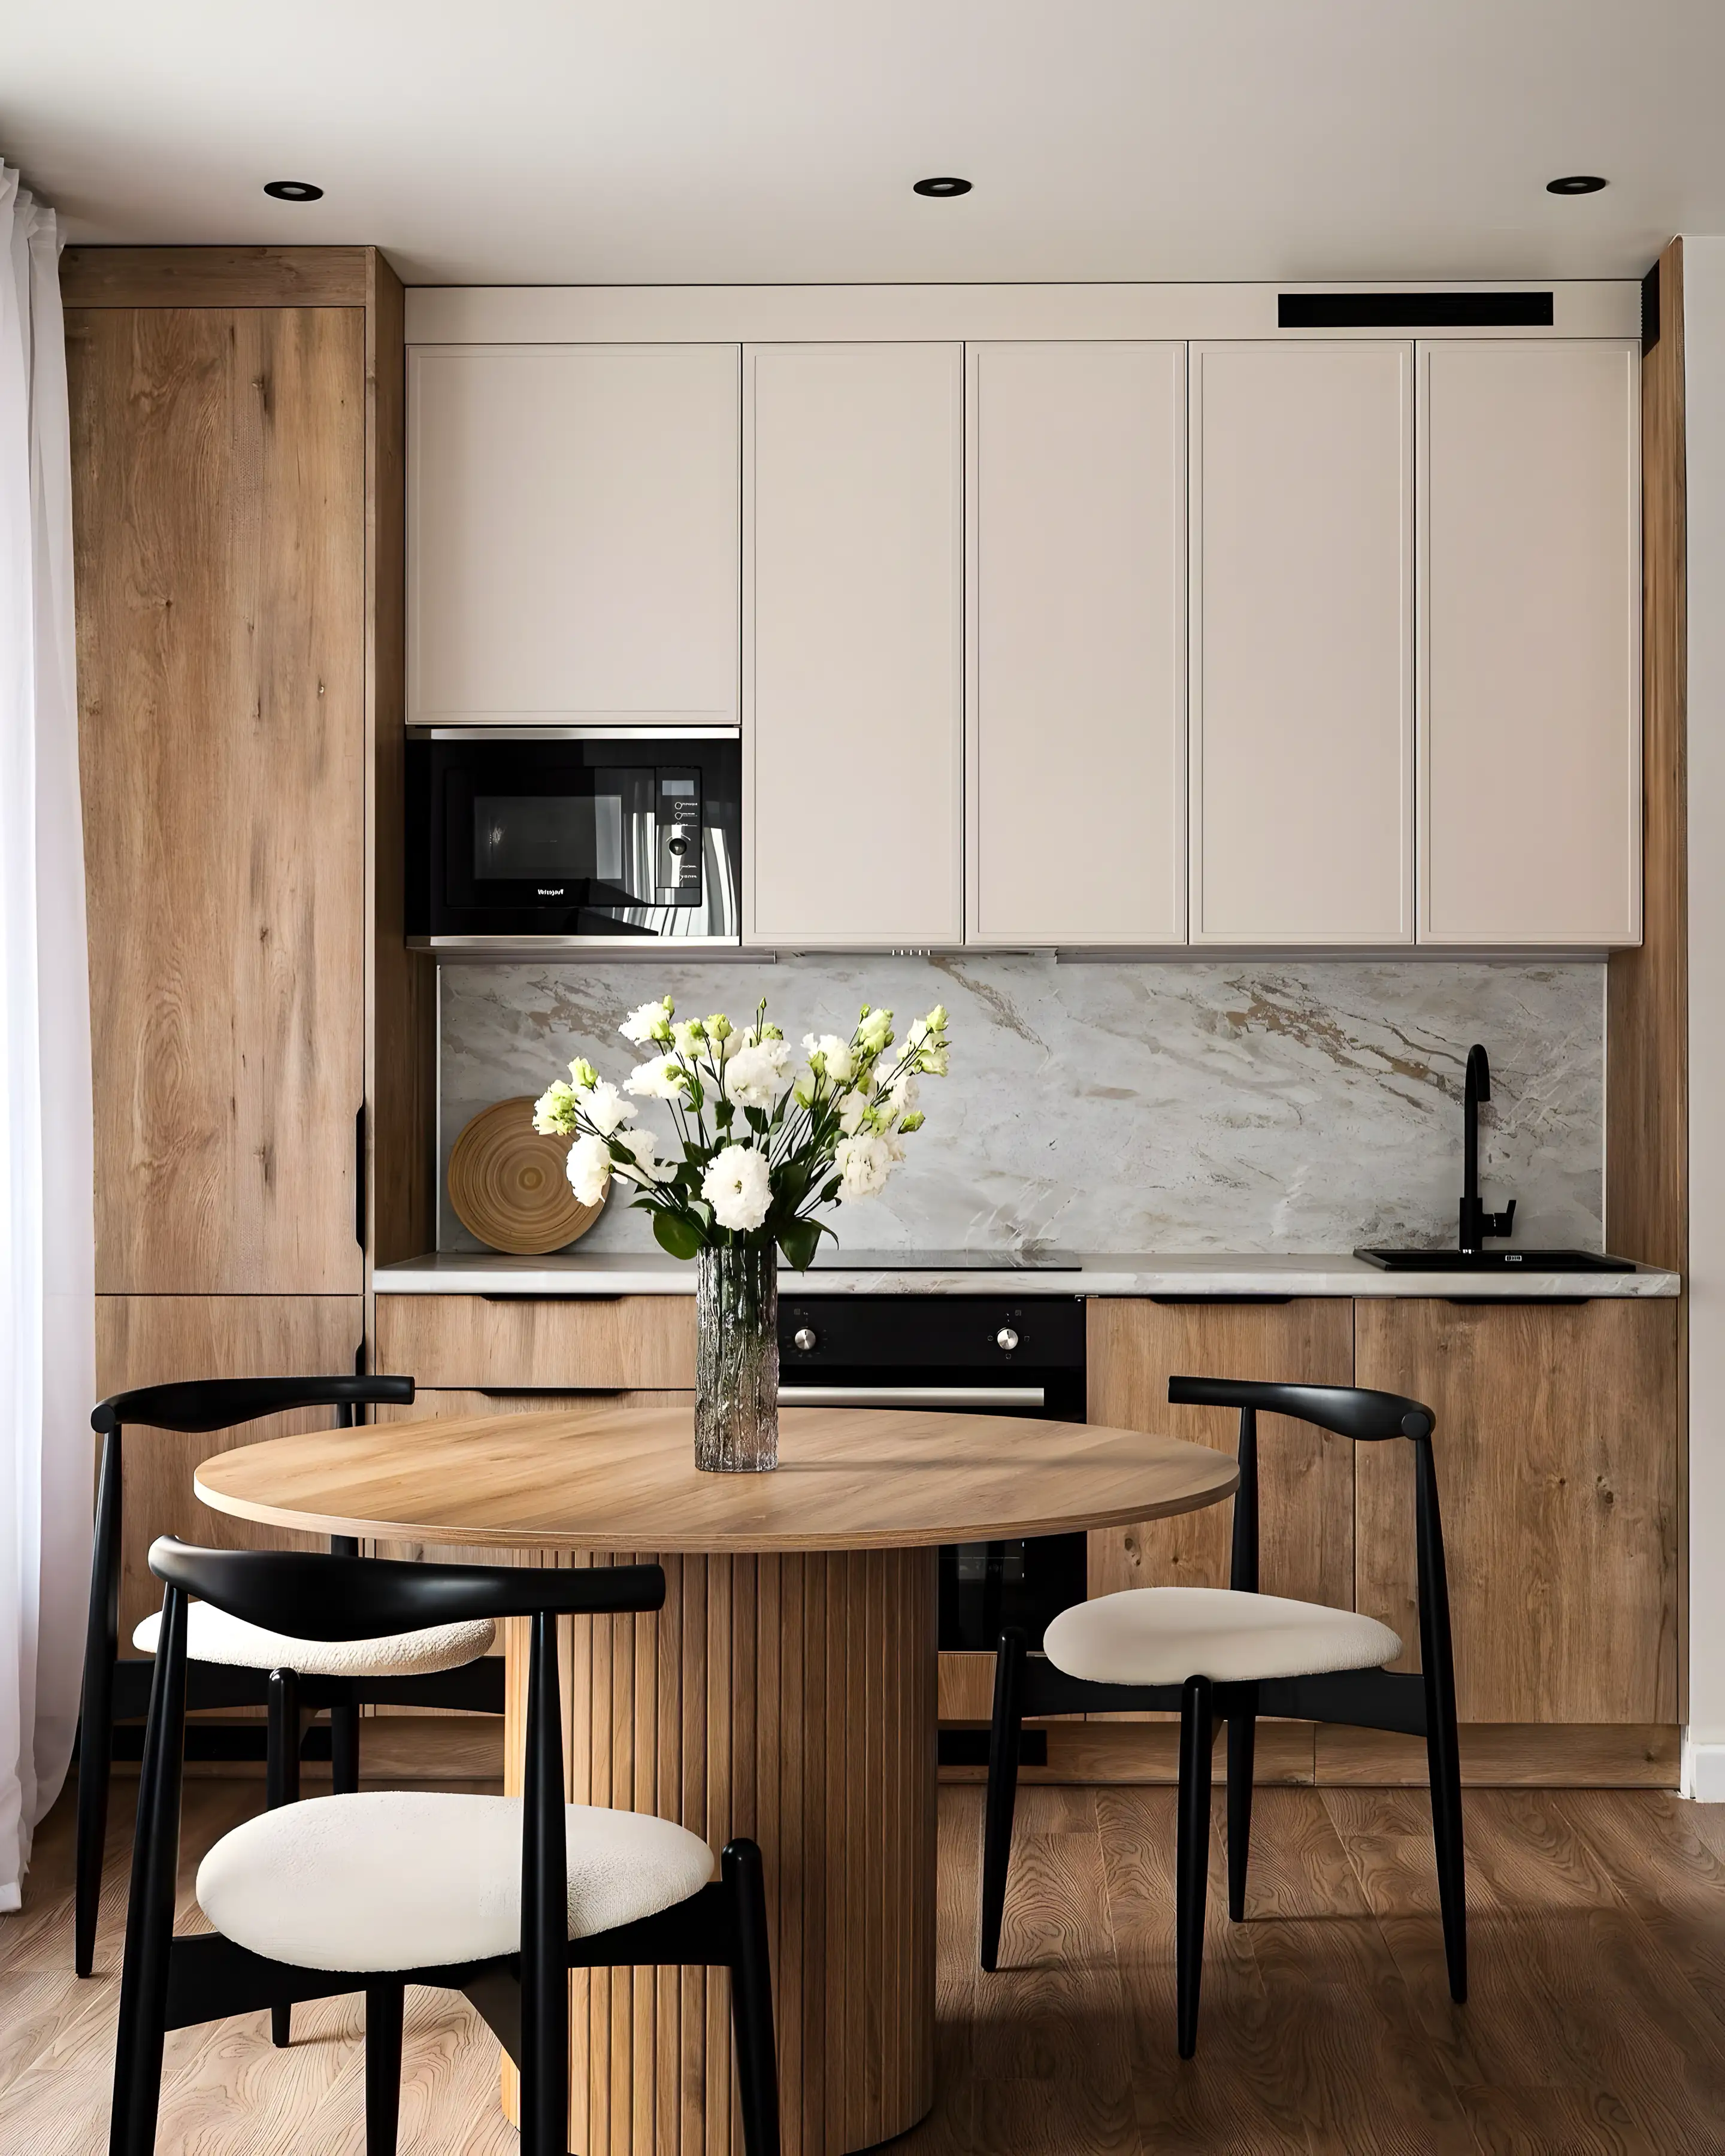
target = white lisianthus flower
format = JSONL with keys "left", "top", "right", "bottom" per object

{"left": 701, "top": 1144, "right": 772, "bottom": 1233}
{"left": 576, "top": 1077, "right": 637, "bottom": 1137}
{"left": 727, "top": 1037, "right": 792, "bottom": 1109}
{"left": 857, "top": 1005, "right": 894, "bottom": 1055}
{"left": 613, "top": 1128, "right": 676, "bottom": 1186}
{"left": 836, "top": 1088, "right": 871, "bottom": 1136}
{"left": 883, "top": 1073, "right": 920, "bottom": 1118}
{"left": 568, "top": 1057, "right": 600, "bottom": 1089}
{"left": 670, "top": 1018, "right": 707, "bottom": 1058}
{"left": 619, "top": 999, "right": 673, "bottom": 1046}
{"left": 834, "top": 1132, "right": 892, "bottom": 1202}
{"left": 624, "top": 1055, "right": 688, "bottom": 1101}
{"left": 565, "top": 1134, "right": 613, "bottom": 1208}
{"left": 532, "top": 1080, "right": 578, "bottom": 1135}
{"left": 801, "top": 1032, "right": 855, "bottom": 1084}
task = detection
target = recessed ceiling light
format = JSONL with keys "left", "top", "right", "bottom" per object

{"left": 913, "top": 176, "right": 972, "bottom": 199}
{"left": 1546, "top": 175, "right": 1607, "bottom": 196}
{"left": 264, "top": 180, "right": 323, "bottom": 202}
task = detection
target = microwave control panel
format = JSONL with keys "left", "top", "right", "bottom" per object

{"left": 655, "top": 770, "right": 703, "bottom": 906}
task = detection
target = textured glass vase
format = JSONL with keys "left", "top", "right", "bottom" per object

{"left": 695, "top": 1241, "right": 779, "bottom": 1472}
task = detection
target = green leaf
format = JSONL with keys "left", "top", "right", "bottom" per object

{"left": 652, "top": 1210, "right": 704, "bottom": 1261}
{"left": 777, "top": 1217, "right": 824, "bottom": 1273}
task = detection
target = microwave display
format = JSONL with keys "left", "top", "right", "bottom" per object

{"left": 406, "top": 732, "right": 742, "bottom": 947}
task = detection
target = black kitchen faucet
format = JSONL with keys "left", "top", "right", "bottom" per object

{"left": 1458, "top": 1043, "right": 1518, "bottom": 1255}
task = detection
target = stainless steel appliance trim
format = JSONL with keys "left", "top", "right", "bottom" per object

{"left": 777, "top": 1385, "right": 1046, "bottom": 1409}
{"left": 413, "top": 725, "right": 744, "bottom": 743}
{"left": 414, "top": 934, "right": 750, "bottom": 955}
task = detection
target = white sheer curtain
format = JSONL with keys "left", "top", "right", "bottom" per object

{"left": 0, "top": 163, "right": 94, "bottom": 1908}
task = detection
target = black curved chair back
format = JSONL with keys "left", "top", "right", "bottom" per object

{"left": 148, "top": 1536, "right": 667, "bottom": 1639}
{"left": 93, "top": 1374, "right": 414, "bottom": 1436}
{"left": 1167, "top": 1374, "right": 1432, "bottom": 1443}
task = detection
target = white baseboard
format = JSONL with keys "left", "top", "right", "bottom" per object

{"left": 1680, "top": 1732, "right": 1725, "bottom": 1800}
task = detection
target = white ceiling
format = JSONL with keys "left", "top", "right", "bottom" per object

{"left": 6, "top": 1, "right": 1723, "bottom": 287}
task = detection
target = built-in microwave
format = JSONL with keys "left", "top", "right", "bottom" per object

{"left": 406, "top": 729, "right": 742, "bottom": 949}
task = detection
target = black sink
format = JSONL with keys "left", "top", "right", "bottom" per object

{"left": 1354, "top": 1247, "right": 1636, "bottom": 1274}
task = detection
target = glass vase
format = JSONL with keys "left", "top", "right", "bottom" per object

{"left": 695, "top": 1241, "right": 779, "bottom": 1472}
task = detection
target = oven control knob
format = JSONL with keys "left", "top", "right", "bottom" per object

{"left": 792, "top": 1327, "right": 818, "bottom": 1353}
{"left": 995, "top": 1326, "right": 1020, "bottom": 1353}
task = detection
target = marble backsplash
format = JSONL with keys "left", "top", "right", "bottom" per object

{"left": 436, "top": 955, "right": 1605, "bottom": 1256}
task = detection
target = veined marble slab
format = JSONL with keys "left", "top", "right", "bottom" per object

{"left": 377, "top": 1251, "right": 1677, "bottom": 1299}
{"left": 438, "top": 952, "right": 1606, "bottom": 1258}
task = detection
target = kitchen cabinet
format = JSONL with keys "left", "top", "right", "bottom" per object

{"left": 966, "top": 341, "right": 1187, "bottom": 946}
{"left": 69, "top": 301, "right": 367, "bottom": 1295}
{"left": 374, "top": 1292, "right": 697, "bottom": 1391}
{"left": 745, "top": 343, "right": 964, "bottom": 946}
{"left": 1418, "top": 339, "right": 1642, "bottom": 946}
{"left": 1354, "top": 1298, "right": 1677, "bottom": 1723}
{"left": 407, "top": 344, "right": 741, "bottom": 726}
{"left": 1188, "top": 341, "right": 1414, "bottom": 946}
{"left": 95, "top": 1295, "right": 362, "bottom": 1645}
{"left": 1086, "top": 1298, "right": 1357, "bottom": 1612}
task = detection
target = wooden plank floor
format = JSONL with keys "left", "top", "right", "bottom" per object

{"left": 6, "top": 1775, "right": 1725, "bottom": 2151}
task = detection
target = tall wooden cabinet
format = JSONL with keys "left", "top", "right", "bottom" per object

{"left": 64, "top": 246, "right": 428, "bottom": 1605}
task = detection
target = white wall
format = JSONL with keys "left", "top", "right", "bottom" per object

{"left": 1684, "top": 237, "right": 1725, "bottom": 1797}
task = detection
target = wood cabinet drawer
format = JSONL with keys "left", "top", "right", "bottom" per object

{"left": 374, "top": 1294, "right": 696, "bottom": 1391}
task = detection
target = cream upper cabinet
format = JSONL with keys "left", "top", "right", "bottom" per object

{"left": 1418, "top": 340, "right": 1642, "bottom": 947}
{"left": 745, "top": 344, "right": 963, "bottom": 946}
{"left": 1190, "top": 341, "right": 1414, "bottom": 946}
{"left": 407, "top": 344, "right": 740, "bottom": 725}
{"left": 967, "top": 342, "right": 1187, "bottom": 947}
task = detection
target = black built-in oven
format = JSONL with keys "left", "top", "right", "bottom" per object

{"left": 776, "top": 1292, "right": 1089, "bottom": 1658}
{"left": 406, "top": 729, "right": 742, "bottom": 947}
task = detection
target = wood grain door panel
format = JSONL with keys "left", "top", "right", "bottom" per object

{"left": 373, "top": 1293, "right": 698, "bottom": 1390}
{"left": 1086, "top": 1298, "right": 1357, "bottom": 1606}
{"left": 1354, "top": 1298, "right": 1678, "bottom": 1722}
{"left": 96, "top": 1294, "right": 364, "bottom": 1646}
{"left": 69, "top": 305, "right": 365, "bottom": 1294}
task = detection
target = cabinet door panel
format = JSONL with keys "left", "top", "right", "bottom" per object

{"left": 96, "top": 1295, "right": 363, "bottom": 1646}
{"left": 1354, "top": 1299, "right": 1677, "bottom": 1722}
{"left": 1087, "top": 1299, "right": 1357, "bottom": 1609}
{"left": 1418, "top": 340, "right": 1641, "bottom": 946}
{"left": 70, "top": 307, "right": 365, "bottom": 1294}
{"left": 408, "top": 344, "right": 740, "bottom": 725}
{"left": 1190, "top": 341, "right": 1413, "bottom": 945}
{"left": 967, "top": 341, "right": 1187, "bottom": 946}
{"left": 374, "top": 1292, "right": 697, "bottom": 1390}
{"left": 746, "top": 344, "right": 963, "bottom": 945}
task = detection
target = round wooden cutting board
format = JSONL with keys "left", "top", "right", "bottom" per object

{"left": 446, "top": 1095, "right": 602, "bottom": 1254}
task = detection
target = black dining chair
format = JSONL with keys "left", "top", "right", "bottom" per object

{"left": 77, "top": 1374, "right": 507, "bottom": 2024}
{"left": 108, "top": 1537, "right": 780, "bottom": 2156}
{"left": 979, "top": 1376, "right": 1464, "bottom": 2057}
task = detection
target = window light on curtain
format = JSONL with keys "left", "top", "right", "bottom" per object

{"left": 0, "top": 159, "right": 94, "bottom": 1910}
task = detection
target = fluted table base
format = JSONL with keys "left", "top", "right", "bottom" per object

{"left": 502, "top": 1546, "right": 939, "bottom": 2156}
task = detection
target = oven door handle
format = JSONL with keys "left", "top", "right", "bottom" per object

{"left": 776, "top": 1384, "right": 1046, "bottom": 1410}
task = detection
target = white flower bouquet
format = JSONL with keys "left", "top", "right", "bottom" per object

{"left": 532, "top": 995, "right": 951, "bottom": 1273}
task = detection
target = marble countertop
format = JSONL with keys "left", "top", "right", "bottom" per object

{"left": 376, "top": 1250, "right": 1679, "bottom": 1299}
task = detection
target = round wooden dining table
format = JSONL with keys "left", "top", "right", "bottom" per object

{"left": 195, "top": 1401, "right": 1237, "bottom": 2156}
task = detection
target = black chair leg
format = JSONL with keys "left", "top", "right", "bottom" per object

{"left": 331, "top": 1700, "right": 361, "bottom": 1796}
{"left": 266, "top": 1669, "right": 301, "bottom": 2048}
{"left": 979, "top": 1626, "right": 1027, "bottom": 1973}
{"left": 1225, "top": 1684, "right": 1257, "bottom": 1923}
{"left": 1426, "top": 1700, "right": 1468, "bottom": 2004}
{"left": 1175, "top": 1674, "right": 1214, "bottom": 2060}
{"left": 365, "top": 1979, "right": 405, "bottom": 2155}
{"left": 724, "top": 1839, "right": 782, "bottom": 2156}
{"left": 74, "top": 1658, "right": 114, "bottom": 1978}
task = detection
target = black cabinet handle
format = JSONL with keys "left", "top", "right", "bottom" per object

{"left": 355, "top": 1104, "right": 367, "bottom": 1251}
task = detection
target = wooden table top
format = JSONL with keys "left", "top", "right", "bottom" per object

{"left": 193, "top": 1403, "right": 1238, "bottom": 1553}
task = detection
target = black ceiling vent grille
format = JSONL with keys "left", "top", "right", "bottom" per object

{"left": 1278, "top": 292, "right": 1555, "bottom": 329}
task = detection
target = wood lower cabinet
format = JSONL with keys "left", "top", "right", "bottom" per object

{"left": 1086, "top": 1298, "right": 1356, "bottom": 1607}
{"left": 1354, "top": 1297, "right": 1678, "bottom": 1722}
{"left": 97, "top": 1294, "right": 363, "bottom": 1645}
{"left": 373, "top": 1292, "right": 697, "bottom": 1391}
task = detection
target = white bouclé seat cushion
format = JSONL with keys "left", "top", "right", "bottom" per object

{"left": 132, "top": 1601, "right": 495, "bottom": 1678}
{"left": 1043, "top": 1586, "right": 1402, "bottom": 1687}
{"left": 196, "top": 1791, "right": 715, "bottom": 1973}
